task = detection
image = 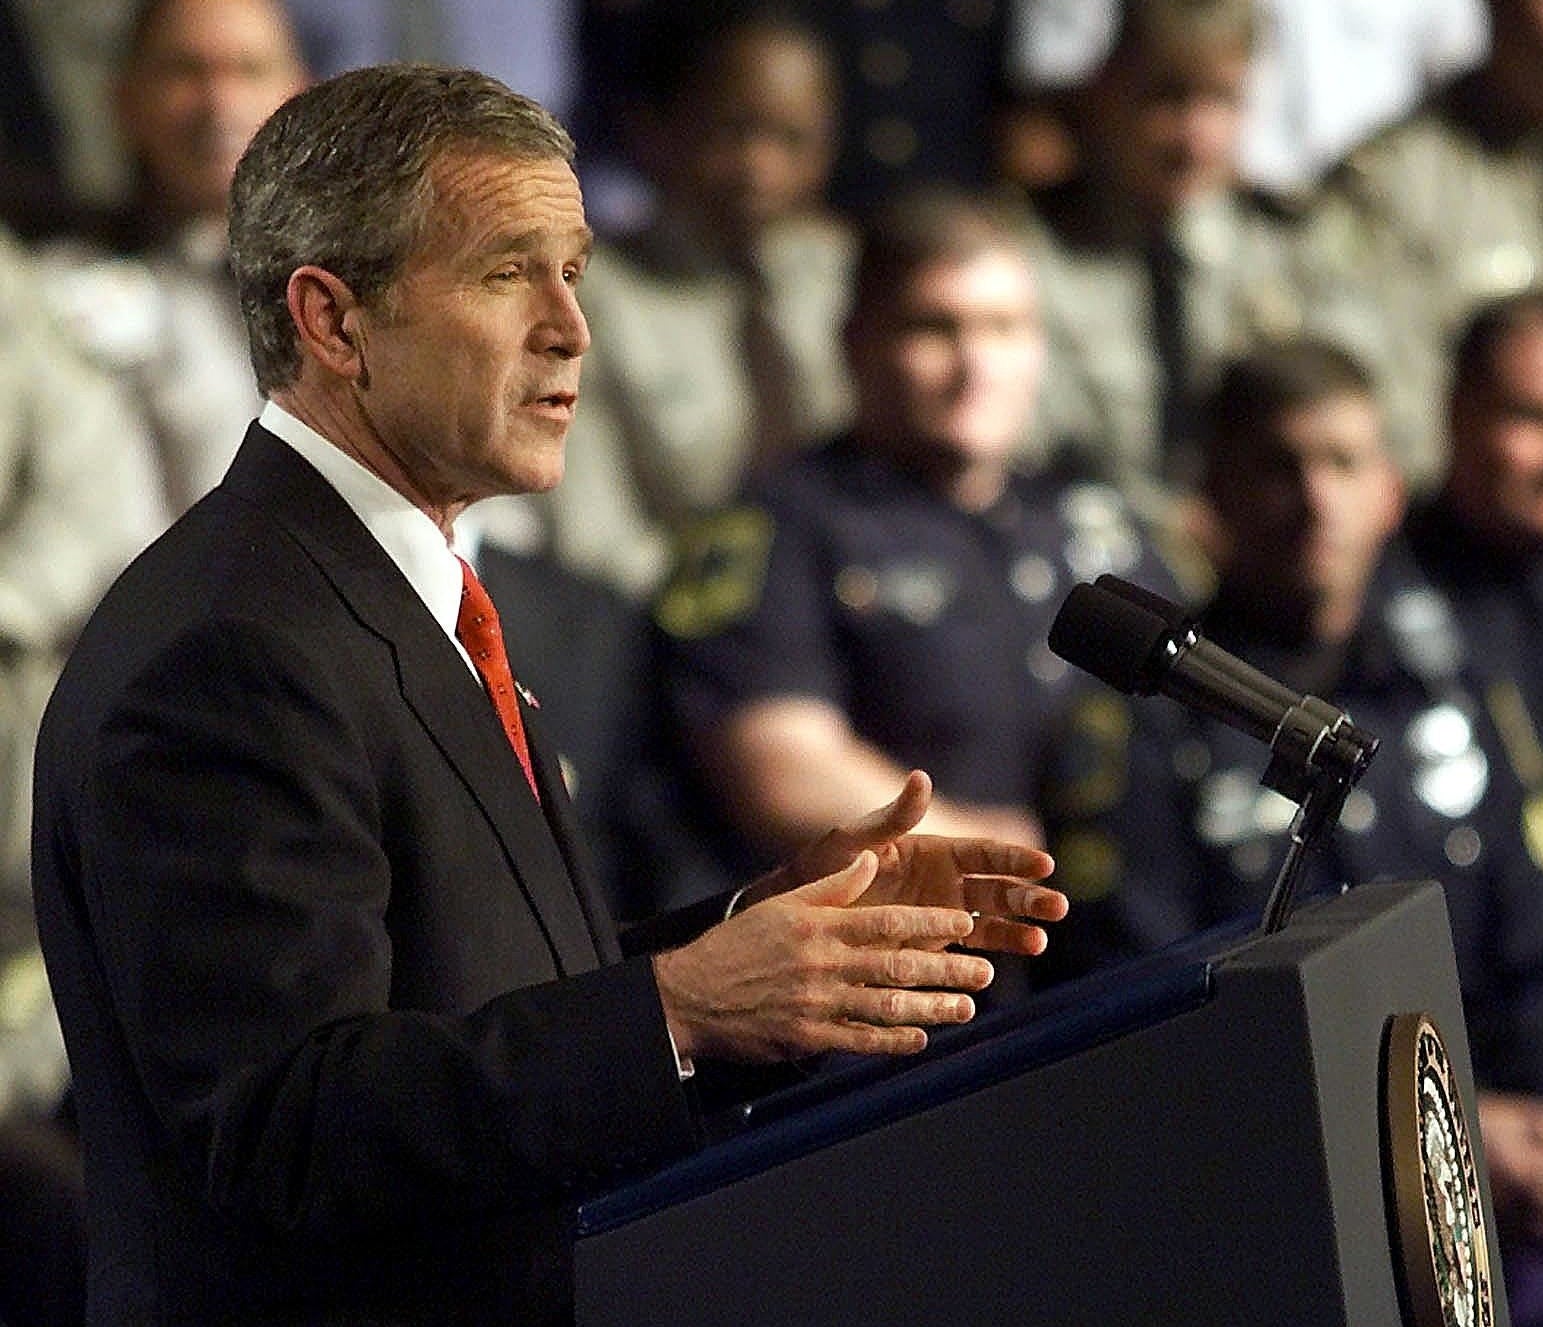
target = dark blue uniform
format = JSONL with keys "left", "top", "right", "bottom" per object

{"left": 658, "top": 434, "right": 1178, "bottom": 820}
{"left": 1037, "top": 557, "right": 1543, "bottom": 1097}
{"left": 1404, "top": 495, "right": 1543, "bottom": 825}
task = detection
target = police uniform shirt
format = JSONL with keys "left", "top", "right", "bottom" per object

{"left": 1402, "top": 495, "right": 1543, "bottom": 858}
{"left": 1037, "top": 567, "right": 1543, "bottom": 1093}
{"left": 658, "top": 435, "right": 1175, "bottom": 812}
{"left": 1404, "top": 495, "right": 1543, "bottom": 734}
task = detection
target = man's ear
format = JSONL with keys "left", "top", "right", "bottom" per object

{"left": 285, "top": 266, "right": 370, "bottom": 384}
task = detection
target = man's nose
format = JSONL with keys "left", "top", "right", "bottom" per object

{"left": 536, "top": 282, "right": 590, "bottom": 358}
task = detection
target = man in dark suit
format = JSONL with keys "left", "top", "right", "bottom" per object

{"left": 30, "top": 64, "right": 1066, "bottom": 1324}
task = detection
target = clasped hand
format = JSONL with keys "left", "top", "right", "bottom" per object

{"left": 653, "top": 771, "right": 1066, "bottom": 1063}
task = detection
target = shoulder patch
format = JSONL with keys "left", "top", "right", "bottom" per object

{"left": 1043, "top": 690, "right": 1134, "bottom": 818}
{"left": 1047, "top": 828, "right": 1122, "bottom": 901}
{"left": 654, "top": 507, "right": 775, "bottom": 641}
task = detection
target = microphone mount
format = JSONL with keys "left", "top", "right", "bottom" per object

{"left": 1050, "top": 576, "right": 1380, "bottom": 933}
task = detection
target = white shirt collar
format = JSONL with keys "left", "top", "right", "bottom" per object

{"left": 257, "top": 400, "right": 466, "bottom": 645}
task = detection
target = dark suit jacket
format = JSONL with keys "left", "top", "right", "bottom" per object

{"left": 32, "top": 425, "right": 701, "bottom": 1324}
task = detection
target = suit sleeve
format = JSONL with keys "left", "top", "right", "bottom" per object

{"left": 70, "top": 615, "right": 698, "bottom": 1239}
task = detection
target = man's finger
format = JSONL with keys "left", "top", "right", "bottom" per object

{"left": 965, "top": 916, "right": 1052, "bottom": 956}
{"left": 842, "top": 985, "right": 979, "bottom": 1028}
{"left": 958, "top": 879, "right": 1070, "bottom": 921}
{"left": 834, "top": 902, "right": 975, "bottom": 947}
{"left": 819, "top": 1021, "right": 931, "bottom": 1057}
{"left": 924, "top": 840, "right": 1056, "bottom": 879}
{"left": 792, "top": 850, "right": 879, "bottom": 907}
{"left": 844, "top": 944, "right": 995, "bottom": 992}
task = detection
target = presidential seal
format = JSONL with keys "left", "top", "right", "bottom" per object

{"left": 1383, "top": 1012, "right": 1494, "bottom": 1327}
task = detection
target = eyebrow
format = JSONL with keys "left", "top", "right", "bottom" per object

{"left": 476, "top": 226, "right": 595, "bottom": 261}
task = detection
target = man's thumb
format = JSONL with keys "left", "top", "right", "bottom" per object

{"left": 794, "top": 849, "right": 878, "bottom": 907}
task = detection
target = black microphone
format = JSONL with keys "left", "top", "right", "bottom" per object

{"left": 1048, "top": 575, "right": 1378, "bottom": 798}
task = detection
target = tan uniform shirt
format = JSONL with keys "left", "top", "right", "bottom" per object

{"left": 532, "top": 212, "right": 857, "bottom": 599}
{"left": 1023, "top": 180, "right": 1388, "bottom": 517}
{"left": 1317, "top": 75, "right": 1543, "bottom": 487}
{"left": 39, "top": 219, "right": 261, "bottom": 516}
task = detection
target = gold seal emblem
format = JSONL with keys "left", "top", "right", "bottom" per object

{"left": 1383, "top": 1013, "right": 1494, "bottom": 1327}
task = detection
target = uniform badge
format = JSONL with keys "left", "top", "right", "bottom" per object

{"left": 1042, "top": 692, "right": 1132, "bottom": 817}
{"left": 1404, "top": 704, "right": 1488, "bottom": 820}
{"left": 654, "top": 508, "right": 775, "bottom": 640}
{"left": 1057, "top": 483, "right": 1142, "bottom": 581}
{"left": 1524, "top": 794, "right": 1543, "bottom": 873}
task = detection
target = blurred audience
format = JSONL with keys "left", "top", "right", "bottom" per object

{"left": 0, "top": 222, "right": 165, "bottom": 1327}
{"left": 1014, "top": 0, "right": 1387, "bottom": 538}
{"left": 806, "top": 0, "right": 1015, "bottom": 217}
{"left": 527, "top": 4, "right": 854, "bottom": 600}
{"left": 1001, "top": 0, "right": 1487, "bottom": 194}
{"left": 657, "top": 187, "right": 1174, "bottom": 881}
{"left": 1402, "top": 291, "right": 1543, "bottom": 849}
{"left": 1037, "top": 333, "right": 1543, "bottom": 1321}
{"left": 1317, "top": 0, "right": 1543, "bottom": 490}
{"left": 589, "top": 0, "right": 1017, "bottom": 221}
{"left": 36, "top": 0, "right": 309, "bottom": 519}
{"left": 1407, "top": 286, "right": 1543, "bottom": 1327}
{"left": 2, "top": 0, "right": 141, "bottom": 214}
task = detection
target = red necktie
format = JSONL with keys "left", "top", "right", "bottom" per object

{"left": 455, "top": 557, "right": 540, "bottom": 802}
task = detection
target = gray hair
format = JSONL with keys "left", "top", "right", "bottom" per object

{"left": 229, "top": 64, "right": 575, "bottom": 393}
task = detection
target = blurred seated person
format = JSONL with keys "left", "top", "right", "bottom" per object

{"left": 1017, "top": 0, "right": 1387, "bottom": 531}
{"left": 518, "top": 3, "right": 854, "bottom": 599}
{"left": 1401, "top": 294, "right": 1543, "bottom": 770}
{"left": 998, "top": 0, "right": 1486, "bottom": 196}
{"left": 0, "top": 222, "right": 165, "bottom": 1327}
{"left": 657, "top": 186, "right": 1176, "bottom": 879}
{"left": 37, "top": 0, "right": 308, "bottom": 517}
{"left": 1317, "top": 0, "right": 1543, "bottom": 490}
{"left": 1034, "top": 337, "right": 1543, "bottom": 1318}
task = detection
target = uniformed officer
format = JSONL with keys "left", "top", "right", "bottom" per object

{"left": 527, "top": 7, "right": 855, "bottom": 600}
{"left": 1036, "top": 337, "right": 1543, "bottom": 1312}
{"left": 1018, "top": 0, "right": 1388, "bottom": 522}
{"left": 1314, "top": 0, "right": 1543, "bottom": 491}
{"left": 656, "top": 185, "right": 1177, "bottom": 875}
{"left": 1402, "top": 289, "right": 1543, "bottom": 860}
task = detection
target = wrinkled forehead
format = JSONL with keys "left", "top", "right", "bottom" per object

{"left": 406, "top": 148, "right": 588, "bottom": 253}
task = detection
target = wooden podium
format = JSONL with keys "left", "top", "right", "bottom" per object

{"left": 573, "top": 880, "right": 1508, "bottom": 1326}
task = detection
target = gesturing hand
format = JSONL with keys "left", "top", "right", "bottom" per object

{"left": 654, "top": 771, "right": 1069, "bottom": 1064}
{"left": 757, "top": 770, "right": 1067, "bottom": 955}
{"left": 653, "top": 852, "right": 994, "bottom": 1063}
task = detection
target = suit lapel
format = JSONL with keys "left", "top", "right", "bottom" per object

{"left": 222, "top": 426, "right": 609, "bottom": 975}
{"left": 521, "top": 706, "right": 622, "bottom": 966}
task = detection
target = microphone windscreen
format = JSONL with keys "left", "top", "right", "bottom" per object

{"left": 1048, "top": 580, "right": 1176, "bottom": 695}
{"left": 1092, "top": 574, "right": 1190, "bottom": 629}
